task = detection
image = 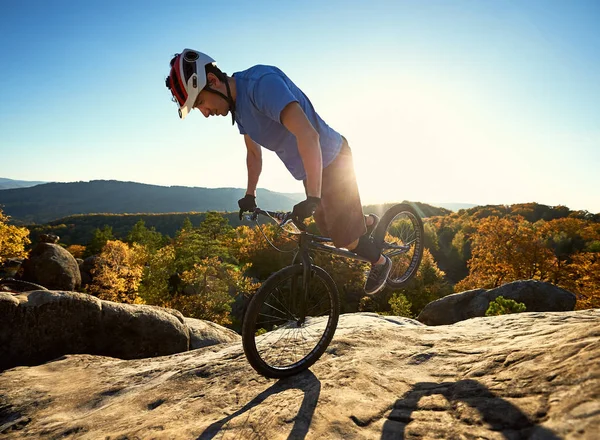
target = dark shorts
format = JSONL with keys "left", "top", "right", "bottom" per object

{"left": 305, "top": 136, "right": 367, "bottom": 248}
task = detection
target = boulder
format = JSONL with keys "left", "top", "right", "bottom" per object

{"left": 79, "top": 255, "right": 101, "bottom": 287}
{"left": 184, "top": 317, "right": 241, "bottom": 349}
{"left": 0, "top": 290, "right": 190, "bottom": 371}
{"left": 39, "top": 234, "right": 59, "bottom": 244}
{"left": 21, "top": 243, "right": 81, "bottom": 291}
{"left": 417, "top": 280, "right": 577, "bottom": 326}
{"left": 0, "top": 258, "right": 23, "bottom": 278}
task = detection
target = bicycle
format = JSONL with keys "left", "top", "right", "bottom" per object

{"left": 241, "top": 203, "right": 425, "bottom": 378}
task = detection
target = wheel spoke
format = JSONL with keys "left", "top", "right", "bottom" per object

{"left": 243, "top": 266, "right": 339, "bottom": 377}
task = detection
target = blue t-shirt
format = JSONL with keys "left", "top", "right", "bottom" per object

{"left": 233, "top": 65, "right": 342, "bottom": 180}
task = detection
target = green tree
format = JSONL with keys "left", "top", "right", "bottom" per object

{"left": 198, "top": 211, "right": 234, "bottom": 241}
{"left": 359, "top": 249, "right": 452, "bottom": 317}
{"left": 127, "top": 219, "right": 165, "bottom": 252}
{"left": 389, "top": 293, "right": 413, "bottom": 317}
{"left": 485, "top": 296, "right": 527, "bottom": 316}
{"left": 86, "top": 225, "right": 115, "bottom": 256}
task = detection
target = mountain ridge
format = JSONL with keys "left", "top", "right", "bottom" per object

{"left": 0, "top": 179, "right": 306, "bottom": 224}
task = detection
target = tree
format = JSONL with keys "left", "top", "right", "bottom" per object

{"left": 359, "top": 249, "right": 452, "bottom": 317}
{"left": 173, "top": 257, "right": 253, "bottom": 325}
{"left": 137, "top": 244, "right": 177, "bottom": 306}
{"left": 562, "top": 252, "right": 600, "bottom": 310}
{"left": 65, "top": 244, "right": 86, "bottom": 259}
{"left": 485, "top": 296, "right": 526, "bottom": 316}
{"left": 389, "top": 293, "right": 413, "bottom": 317}
{"left": 87, "top": 240, "right": 147, "bottom": 304}
{"left": 0, "top": 209, "right": 30, "bottom": 265}
{"left": 86, "top": 225, "right": 115, "bottom": 256}
{"left": 456, "top": 216, "right": 556, "bottom": 291}
{"left": 126, "top": 219, "right": 165, "bottom": 252}
{"left": 198, "top": 211, "right": 234, "bottom": 241}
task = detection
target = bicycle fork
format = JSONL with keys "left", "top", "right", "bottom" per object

{"left": 295, "top": 233, "right": 313, "bottom": 326}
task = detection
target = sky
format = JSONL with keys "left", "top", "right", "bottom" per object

{"left": 1, "top": 0, "right": 599, "bottom": 212}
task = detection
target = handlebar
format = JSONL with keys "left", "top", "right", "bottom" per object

{"left": 240, "top": 208, "right": 306, "bottom": 231}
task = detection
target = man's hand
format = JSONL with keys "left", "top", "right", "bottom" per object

{"left": 292, "top": 196, "right": 321, "bottom": 224}
{"left": 238, "top": 194, "right": 257, "bottom": 220}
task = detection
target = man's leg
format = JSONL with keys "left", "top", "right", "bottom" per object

{"left": 316, "top": 137, "right": 391, "bottom": 294}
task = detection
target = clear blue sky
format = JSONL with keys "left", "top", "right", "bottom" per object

{"left": 1, "top": 0, "right": 599, "bottom": 212}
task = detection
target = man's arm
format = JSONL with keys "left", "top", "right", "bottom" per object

{"left": 280, "top": 102, "right": 322, "bottom": 198}
{"left": 244, "top": 134, "right": 262, "bottom": 196}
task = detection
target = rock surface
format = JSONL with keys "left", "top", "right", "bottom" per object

{"left": 184, "top": 317, "right": 241, "bottom": 350}
{"left": 418, "top": 280, "right": 577, "bottom": 325}
{"left": 21, "top": 243, "right": 81, "bottom": 291}
{"left": 1, "top": 310, "right": 598, "bottom": 439}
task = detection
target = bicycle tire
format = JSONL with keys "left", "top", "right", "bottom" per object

{"left": 242, "top": 264, "right": 339, "bottom": 378}
{"left": 373, "top": 203, "right": 425, "bottom": 288}
{"left": 0, "top": 278, "right": 48, "bottom": 292}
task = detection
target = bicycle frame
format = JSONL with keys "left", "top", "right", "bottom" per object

{"left": 250, "top": 209, "right": 412, "bottom": 322}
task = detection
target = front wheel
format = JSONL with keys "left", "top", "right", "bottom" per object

{"left": 373, "top": 203, "right": 425, "bottom": 288}
{"left": 242, "top": 264, "right": 339, "bottom": 378}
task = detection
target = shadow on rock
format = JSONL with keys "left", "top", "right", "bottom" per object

{"left": 381, "top": 379, "right": 560, "bottom": 440}
{"left": 197, "top": 370, "right": 321, "bottom": 440}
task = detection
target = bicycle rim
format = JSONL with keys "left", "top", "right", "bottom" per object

{"left": 242, "top": 264, "right": 339, "bottom": 378}
{"left": 375, "top": 204, "right": 424, "bottom": 288}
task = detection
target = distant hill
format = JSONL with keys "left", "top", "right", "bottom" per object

{"left": 0, "top": 177, "right": 47, "bottom": 190}
{"left": 0, "top": 180, "right": 305, "bottom": 224}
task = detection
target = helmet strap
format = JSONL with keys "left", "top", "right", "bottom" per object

{"left": 205, "top": 77, "right": 236, "bottom": 125}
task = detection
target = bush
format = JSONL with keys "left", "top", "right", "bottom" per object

{"left": 389, "top": 293, "right": 413, "bottom": 317}
{"left": 485, "top": 296, "right": 527, "bottom": 316}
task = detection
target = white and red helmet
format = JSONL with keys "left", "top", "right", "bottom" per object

{"left": 166, "top": 49, "right": 216, "bottom": 119}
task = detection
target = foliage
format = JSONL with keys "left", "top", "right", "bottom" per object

{"left": 85, "top": 225, "right": 115, "bottom": 256}
{"left": 485, "top": 296, "right": 527, "bottom": 316}
{"left": 453, "top": 214, "right": 600, "bottom": 309}
{"left": 65, "top": 244, "right": 86, "bottom": 258}
{"left": 171, "top": 257, "right": 258, "bottom": 325}
{"left": 0, "top": 209, "right": 30, "bottom": 264}
{"left": 456, "top": 216, "right": 556, "bottom": 290}
{"left": 398, "top": 248, "right": 454, "bottom": 316}
{"left": 137, "top": 215, "right": 259, "bottom": 326}
{"left": 359, "top": 249, "right": 452, "bottom": 317}
{"left": 87, "top": 240, "right": 147, "bottom": 304}
{"left": 561, "top": 252, "right": 600, "bottom": 310}
{"left": 126, "top": 219, "right": 165, "bottom": 252}
{"left": 389, "top": 293, "right": 413, "bottom": 317}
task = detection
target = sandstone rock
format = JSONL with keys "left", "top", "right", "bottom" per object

{"left": 21, "top": 243, "right": 81, "bottom": 291}
{"left": 184, "top": 317, "right": 241, "bottom": 349}
{"left": 0, "top": 258, "right": 23, "bottom": 278}
{"left": 0, "top": 290, "right": 189, "bottom": 371}
{"left": 39, "top": 234, "right": 59, "bottom": 244}
{"left": 0, "top": 311, "right": 598, "bottom": 439}
{"left": 417, "top": 280, "right": 576, "bottom": 325}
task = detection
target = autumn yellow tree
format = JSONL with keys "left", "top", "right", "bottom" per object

{"left": 88, "top": 240, "right": 147, "bottom": 303}
{"left": 0, "top": 209, "right": 30, "bottom": 265}
{"left": 66, "top": 244, "right": 86, "bottom": 259}
{"left": 456, "top": 216, "right": 556, "bottom": 291}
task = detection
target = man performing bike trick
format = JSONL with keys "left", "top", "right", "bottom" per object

{"left": 165, "top": 49, "right": 391, "bottom": 294}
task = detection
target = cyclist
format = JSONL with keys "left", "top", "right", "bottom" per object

{"left": 165, "top": 49, "right": 391, "bottom": 294}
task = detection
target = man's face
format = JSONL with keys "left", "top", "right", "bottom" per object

{"left": 193, "top": 73, "right": 229, "bottom": 118}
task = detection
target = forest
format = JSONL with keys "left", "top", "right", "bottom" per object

{"left": 1, "top": 202, "right": 598, "bottom": 332}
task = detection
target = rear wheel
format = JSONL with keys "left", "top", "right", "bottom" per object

{"left": 242, "top": 264, "right": 339, "bottom": 378}
{"left": 373, "top": 204, "right": 424, "bottom": 288}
